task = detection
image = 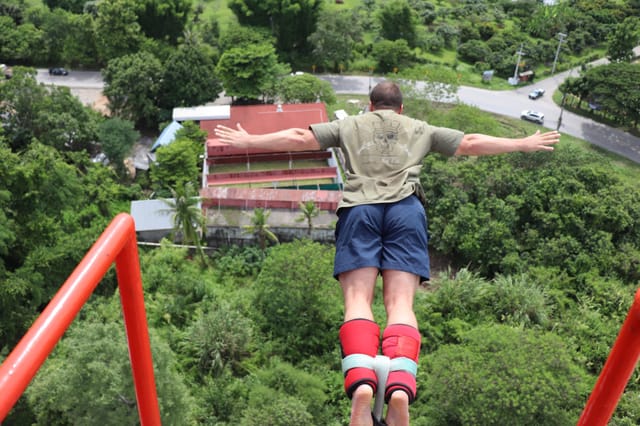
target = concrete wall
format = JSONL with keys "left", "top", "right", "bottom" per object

{"left": 137, "top": 207, "right": 337, "bottom": 247}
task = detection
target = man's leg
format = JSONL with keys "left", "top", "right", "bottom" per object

{"left": 341, "top": 267, "right": 378, "bottom": 321}
{"left": 339, "top": 267, "right": 379, "bottom": 426}
{"left": 381, "top": 270, "right": 420, "bottom": 426}
{"left": 381, "top": 270, "right": 418, "bottom": 327}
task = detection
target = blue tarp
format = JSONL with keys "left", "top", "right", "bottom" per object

{"left": 151, "top": 121, "right": 183, "bottom": 152}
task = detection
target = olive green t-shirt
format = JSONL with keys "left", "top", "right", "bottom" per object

{"left": 310, "top": 110, "right": 463, "bottom": 209}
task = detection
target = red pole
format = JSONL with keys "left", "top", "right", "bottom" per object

{"left": 116, "top": 234, "right": 161, "bottom": 426}
{"left": 577, "top": 288, "right": 640, "bottom": 426}
{"left": 0, "top": 213, "right": 161, "bottom": 425}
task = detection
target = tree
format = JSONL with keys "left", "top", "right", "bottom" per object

{"left": 38, "top": 7, "right": 72, "bottom": 65}
{"left": 0, "top": 141, "right": 129, "bottom": 350}
{"left": 33, "top": 86, "right": 102, "bottom": 153}
{"left": 227, "top": 0, "right": 322, "bottom": 59}
{"left": 175, "top": 121, "right": 208, "bottom": 145}
{"left": 140, "top": 240, "right": 214, "bottom": 327}
{"left": 0, "top": 17, "right": 40, "bottom": 63}
{"left": 0, "top": 66, "right": 99, "bottom": 153}
{"left": 135, "top": 0, "right": 191, "bottom": 44}
{"left": 216, "top": 42, "right": 288, "bottom": 103}
{"left": 60, "top": 12, "right": 98, "bottom": 67}
{"left": 102, "top": 51, "right": 163, "bottom": 129}
{"left": 0, "top": 138, "right": 19, "bottom": 338}
{"left": 159, "top": 40, "right": 222, "bottom": 112}
{"left": 25, "top": 315, "right": 197, "bottom": 425}
{"left": 240, "top": 359, "right": 334, "bottom": 424}
{"left": 161, "top": 181, "right": 207, "bottom": 262}
{"left": 457, "top": 39, "right": 491, "bottom": 64}
{"left": 0, "top": 68, "right": 56, "bottom": 151}
{"left": 97, "top": 117, "right": 139, "bottom": 179}
{"left": 417, "top": 324, "right": 590, "bottom": 425}
{"left": 218, "top": 23, "right": 275, "bottom": 52}
{"left": 278, "top": 73, "right": 336, "bottom": 104}
{"left": 252, "top": 239, "right": 341, "bottom": 361}
{"left": 307, "top": 9, "right": 363, "bottom": 72}
{"left": 242, "top": 208, "right": 278, "bottom": 251}
{"left": 45, "top": 0, "right": 86, "bottom": 13}
{"left": 185, "top": 302, "right": 254, "bottom": 377}
{"left": 94, "top": 0, "right": 144, "bottom": 64}
{"left": 150, "top": 137, "right": 202, "bottom": 194}
{"left": 371, "top": 38, "right": 413, "bottom": 73}
{"left": 606, "top": 17, "right": 640, "bottom": 63}
{"left": 578, "top": 62, "right": 640, "bottom": 128}
{"left": 377, "top": 0, "right": 418, "bottom": 48}
{"left": 295, "top": 200, "right": 320, "bottom": 235}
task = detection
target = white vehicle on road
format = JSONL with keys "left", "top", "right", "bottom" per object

{"left": 521, "top": 110, "right": 544, "bottom": 124}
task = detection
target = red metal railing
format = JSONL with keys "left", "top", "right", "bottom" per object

{"left": 0, "top": 213, "right": 161, "bottom": 425}
{"left": 578, "top": 288, "right": 640, "bottom": 425}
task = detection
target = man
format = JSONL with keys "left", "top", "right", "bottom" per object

{"left": 214, "top": 81, "right": 560, "bottom": 426}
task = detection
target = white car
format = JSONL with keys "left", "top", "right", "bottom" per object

{"left": 521, "top": 110, "right": 544, "bottom": 124}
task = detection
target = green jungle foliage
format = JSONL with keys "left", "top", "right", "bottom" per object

{"left": 3, "top": 91, "right": 640, "bottom": 423}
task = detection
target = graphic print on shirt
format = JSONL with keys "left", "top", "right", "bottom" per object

{"left": 357, "top": 118, "right": 407, "bottom": 169}
{"left": 373, "top": 119, "right": 400, "bottom": 155}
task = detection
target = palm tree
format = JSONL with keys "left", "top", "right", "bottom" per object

{"left": 242, "top": 208, "right": 279, "bottom": 251}
{"left": 295, "top": 201, "right": 320, "bottom": 236}
{"left": 161, "top": 182, "right": 207, "bottom": 262}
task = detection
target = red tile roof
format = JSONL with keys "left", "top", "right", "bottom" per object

{"left": 199, "top": 102, "right": 342, "bottom": 212}
{"left": 201, "top": 103, "right": 329, "bottom": 156}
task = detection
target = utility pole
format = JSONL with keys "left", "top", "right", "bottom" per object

{"left": 509, "top": 43, "right": 526, "bottom": 85}
{"left": 556, "top": 93, "right": 566, "bottom": 131}
{"left": 551, "top": 32, "right": 567, "bottom": 74}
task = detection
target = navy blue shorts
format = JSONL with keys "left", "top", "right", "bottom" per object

{"left": 333, "top": 196, "right": 430, "bottom": 282}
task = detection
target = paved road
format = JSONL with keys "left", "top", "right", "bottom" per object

{"left": 456, "top": 69, "right": 640, "bottom": 164}
{"left": 36, "top": 65, "right": 640, "bottom": 164}
{"left": 318, "top": 70, "right": 640, "bottom": 164}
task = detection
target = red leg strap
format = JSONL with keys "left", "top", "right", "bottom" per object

{"left": 382, "top": 324, "right": 421, "bottom": 404}
{"left": 339, "top": 319, "right": 380, "bottom": 398}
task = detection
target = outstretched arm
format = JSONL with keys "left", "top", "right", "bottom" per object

{"left": 214, "top": 123, "right": 321, "bottom": 152}
{"left": 455, "top": 130, "right": 560, "bottom": 156}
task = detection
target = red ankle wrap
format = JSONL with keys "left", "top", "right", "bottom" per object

{"left": 339, "top": 319, "right": 380, "bottom": 398}
{"left": 382, "top": 324, "right": 421, "bottom": 404}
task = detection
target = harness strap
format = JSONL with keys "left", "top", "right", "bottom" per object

{"left": 341, "top": 354, "right": 418, "bottom": 376}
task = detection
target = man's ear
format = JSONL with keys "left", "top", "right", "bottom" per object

{"left": 398, "top": 104, "right": 404, "bottom": 114}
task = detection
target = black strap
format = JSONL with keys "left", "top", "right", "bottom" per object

{"left": 372, "top": 412, "right": 387, "bottom": 426}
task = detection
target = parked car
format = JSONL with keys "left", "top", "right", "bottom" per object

{"left": 528, "top": 88, "right": 545, "bottom": 99}
{"left": 521, "top": 110, "right": 544, "bottom": 124}
{"left": 49, "top": 67, "right": 69, "bottom": 76}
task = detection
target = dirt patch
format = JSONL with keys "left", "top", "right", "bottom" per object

{"left": 92, "top": 95, "right": 111, "bottom": 116}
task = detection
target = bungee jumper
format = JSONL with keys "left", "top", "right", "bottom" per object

{"left": 215, "top": 81, "right": 560, "bottom": 425}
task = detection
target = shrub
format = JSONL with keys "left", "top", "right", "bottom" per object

{"left": 417, "top": 324, "right": 590, "bottom": 425}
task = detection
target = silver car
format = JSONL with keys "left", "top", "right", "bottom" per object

{"left": 521, "top": 110, "right": 544, "bottom": 124}
{"left": 528, "top": 88, "right": 545, "bottom": 99}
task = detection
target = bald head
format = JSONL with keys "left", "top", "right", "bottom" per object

{"left": 369, "top": 82, "right": 403, "bottom": 112}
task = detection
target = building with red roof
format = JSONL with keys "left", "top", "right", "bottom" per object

{"left": 196, "top": 102, "right": 343, "bottom": 213}
{"left": 133, "top": 102, "right": 344, "bottom": 244}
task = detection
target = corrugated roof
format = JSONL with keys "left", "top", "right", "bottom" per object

{"left": 151, "top": 120, "right": 183, "bottom": 153}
